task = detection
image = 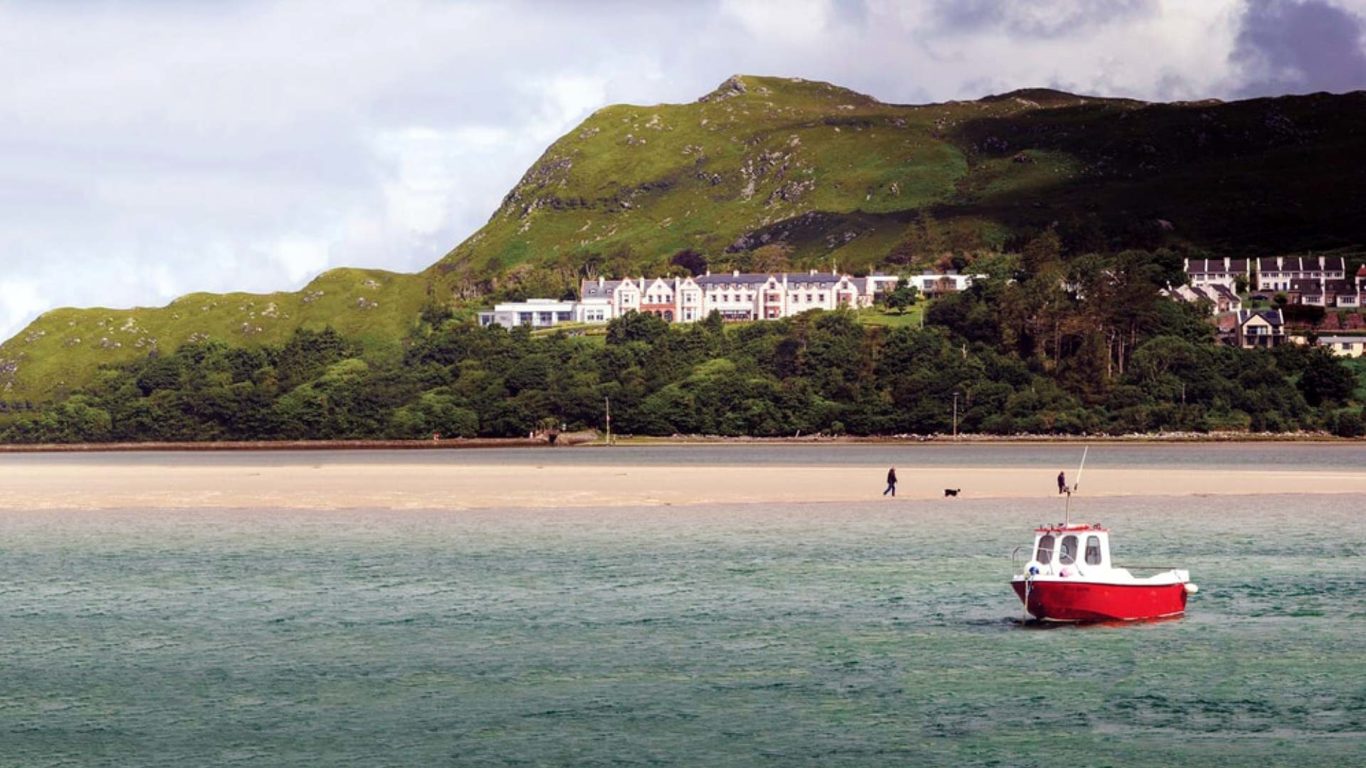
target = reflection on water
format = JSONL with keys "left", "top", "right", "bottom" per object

{"left": 0, "top": 494, "right": 1363, "bottom": 766}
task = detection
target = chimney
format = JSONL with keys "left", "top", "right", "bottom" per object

{"left": 598, "top": 276, "right": 604, "bottom": 288}
{"left": 733, "top": 269, "right": 739, "bottom": 277}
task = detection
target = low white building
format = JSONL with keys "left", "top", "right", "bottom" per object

{"left": 479, "top": 299, "right": 592, "bottom": 329}
{"left": 867, "top": 270, "right": 980, "bottom": 298}
{"left": 1312, "top": 335, "right": 1366, "bottom": 358}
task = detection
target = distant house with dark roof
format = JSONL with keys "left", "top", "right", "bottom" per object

{"left": 1255, "top": 256, "right": 1346, "bottom": 292}
{"left": 1232, "top": 309, "right": 1286, "bottom": 349}
{"left": 1168, "top": 283, "right": 1242, "bottom": 315}
{"left": 1183, "top": 257, "right": 1250, "bottom": 288}
{"left": 1340, "top": 265, "right": 1366, "bottom": 308}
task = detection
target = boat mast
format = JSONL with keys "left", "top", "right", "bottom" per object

{"left": 1064, "top": 446, "right": 1088, "bottom": 526}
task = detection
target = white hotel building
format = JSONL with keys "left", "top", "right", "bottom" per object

{"left": 479, "top": 269, "right": 981, "bottom": 329}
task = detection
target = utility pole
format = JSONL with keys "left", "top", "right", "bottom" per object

{"left": 604, "top": 396, "right": 612, "bottom": 446}
{"left": 952, "top": 390, "right": 960, "bottom": 440}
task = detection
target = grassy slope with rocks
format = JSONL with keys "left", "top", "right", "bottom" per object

{"left": 426, "top": 76, "right": 1366, "bottom": 298}
{"left": 5, "top": 75, "right": 1365, "bottom": 402}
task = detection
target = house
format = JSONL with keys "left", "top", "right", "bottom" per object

{"left": 1184, "top": 257, "right": 1250, "bottom": 288}
{"left": 1232, "top": 309, "right": 1286, "bottom": 349}
{"left": 864, "top": 273, "right": 903, "bottom": 299}
{"left": 639, "top": 277, "right": 679, "bottom": 322}
{"left": 574, "top": 297, "right": 612, "bottom": 324}
{"left": 580, "top": 270, "right": 878, "bottom": 324}
{"left": 1254, "top": 255, "right": 1346, "bottom": 292}
{"left": 1251, "top": 256, "right": 1366, "bottom": 308}
{"left": 1168, "top": 283, "right": 1242, "bottom": 315}
{"left": 694, "top": 271, "right": 772, "bottom": 322}
{"left": 1337, "top": 265, "right": 1366, "bottom": 308}
{"left": 866, "top": 270, "right": 982, "bottom": 299}
{"left": 1312, "top": 335, "right": 1366, "bottom": 358}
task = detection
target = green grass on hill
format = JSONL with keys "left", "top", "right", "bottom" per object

{"left": 1, "top": 269, "right": 429, "bottom": 402}
{"left": 430, "top": 78, "right": 1366, "bottom": 301}
{"left": 855, "top": 305, "right": 926, "bottom": 329}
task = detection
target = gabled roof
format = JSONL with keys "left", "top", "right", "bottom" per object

{"left": 695, "top": 273, "right": 774, "bottom": 286}
{"left": 580, "top": 279, "right": 623, "bottom": 300}
{"left": 1208, "top": 284, "right": 1240, "bottom": 302}
{"left": 693, "top": 271, "right": 847, "bottom": 286}
{"left": 1186, "top": 258, "right": 1249, "bottom": 274}
{"left": 780, "top": 272, "right": 846, "bottom": 285}
{"left": 1259, "top": 256, "right": 1345, "bottom": 273}
{"left": 1238, "top": 309, "right": 1283, "bottom": 327}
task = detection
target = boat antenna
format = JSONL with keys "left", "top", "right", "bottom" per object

{"left": 1064, "top": 446, "right": 1088, "bottom": 526}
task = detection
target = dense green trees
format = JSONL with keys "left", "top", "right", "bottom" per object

{"left": 3, "top": 248, "right": 1364, "bottom": 443}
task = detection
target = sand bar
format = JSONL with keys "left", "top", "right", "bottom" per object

{"left": 1, "top": 458, "right": 1363, "bottom": 511}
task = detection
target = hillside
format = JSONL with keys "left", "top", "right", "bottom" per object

{"left": 1, "top": 268, "right": 432, "bottom": 403}
{"left": 426, "top": 75, "right": 1366, "bottom": 297}
{"left": 5, "top": 75, "right": 1366, "bottom": 402}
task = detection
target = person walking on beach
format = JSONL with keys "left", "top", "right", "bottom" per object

{"left": 884, "top": 467, "right": 898, "bottom": 497}
{"left": 1057, "top": 470, "right": 1067, "bottom": 494}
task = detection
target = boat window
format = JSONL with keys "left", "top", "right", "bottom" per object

{"left": 1035, "top": 535, "right": 1055, "bottom": 564}
{"left": 1059, "top": 535, "right": 1078, "bottom": 565}
{"left": 1085, "top": 535, "right": 1103, "bottom": 565}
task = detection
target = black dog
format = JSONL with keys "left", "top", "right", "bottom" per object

{"left": 943, "top": 488, "right": 961, "bottom": 497}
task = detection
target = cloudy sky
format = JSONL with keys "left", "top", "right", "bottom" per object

{"left": 3, "top": 0, "right": 1365, "bottom": 341}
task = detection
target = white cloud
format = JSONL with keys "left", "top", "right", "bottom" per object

{"left": 0, "top": 279, "right": 50, "bottom": 344}
{"left": 1, "top": 0, "right": 1363, "bottom": 344}
{"left": 720, "top": 0, "right": 836, "bottom": 43}
{"left": 267, "top": 237, "right": 333, "bottom": 284}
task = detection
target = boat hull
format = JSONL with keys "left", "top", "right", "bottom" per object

{"left": 1011, "top": 579, "right": 1189, "bottom": 622}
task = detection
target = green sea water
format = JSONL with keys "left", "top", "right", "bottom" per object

{"left": 1, "top": 464, "right": 1363, "bottom": 765}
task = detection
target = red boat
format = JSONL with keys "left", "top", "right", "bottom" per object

{"left": 1010, "top": 523, "right": 1198, "bottom": 622}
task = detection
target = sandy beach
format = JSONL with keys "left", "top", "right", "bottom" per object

{"left": 2, "top": 455, "right": 1363, "bottom": 511}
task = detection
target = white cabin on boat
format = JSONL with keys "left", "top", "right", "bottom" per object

{"left": 1026, "top": 523, "right": 1111, "bottom": 577}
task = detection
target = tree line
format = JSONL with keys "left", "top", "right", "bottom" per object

{"left": 2, "top": 249, "right": 1363, "bottom": 443}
